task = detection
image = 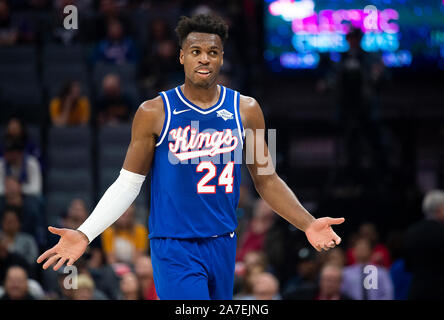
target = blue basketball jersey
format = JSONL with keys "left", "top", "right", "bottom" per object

{"left": 148, "top": 85, "right": 244, "bottom": 239}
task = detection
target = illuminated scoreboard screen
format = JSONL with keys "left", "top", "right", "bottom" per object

{"left": 264, "top": 0, "right": 444, "bottom": 70}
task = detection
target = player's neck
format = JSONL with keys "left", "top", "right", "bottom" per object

{"left": 181, "top": 81, "right": 220, "bottom": 110}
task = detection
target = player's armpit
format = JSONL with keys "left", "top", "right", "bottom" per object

{"left": 122, "top": 97, "right": 165, "bottom": 176}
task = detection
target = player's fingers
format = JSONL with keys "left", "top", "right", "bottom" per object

{"left": 328, "top": 230, "right": 342, "bottom": 246}
{"left": 321, "top": 244, "right": 330, "bottom": 251}
{"left": 67, "top": 258, "right": 75, "bottom": 266}
{"left": 43, "top": 254, "right": 61, "bottom": 270}
{"left": 67, "top": 257, "right": 76, "bottom": 266}
{"left": 334, "top": 236, "right": 342, "bottom": 245}
{"left": 313, "top": 244, "right": 322, "bottom": 252}
{"left": 36, "top": 247, "right": 56, "bottom": 263}
{"left": 53, "top": 257, "right": 68, "bottom": 271}
{"left": 327, "top": 217, "right": 345, "bottom": 225}
{"left": 327, "top": 240, "right": 336, "bottom": 248}
{"left": 48, "top": 226, "right": 64, "bottom": 236}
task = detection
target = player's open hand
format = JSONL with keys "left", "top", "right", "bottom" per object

{"left": 36, "top": 227, "right": 89, "bottom": 271}
{"left": 305, "top": 217, "right": 345, "bottom": 252}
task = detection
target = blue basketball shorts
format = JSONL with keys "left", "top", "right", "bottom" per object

{"left": 150, "top": 232, "right": 237, "bottom": 300}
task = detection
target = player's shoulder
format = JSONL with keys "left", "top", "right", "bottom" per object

{"left": 237, "top": 93, "right": 264, "bottom": 129}
{"left": 132, "top": 95, "right": 165, "bottom": 136}
{"left": 239, "top": 94, "right": 260, "bottom": 110}
{"left": 223, "top": 85, "right": 257, "bottom": 105}
{"left": 134, "top": 95, "right": 165, "bottom": 122}
{"left": 138, "top": 95, "right": 164, "bottom": 115}
{"left": 238, "top": 94, "right": 262, "bottom": 121}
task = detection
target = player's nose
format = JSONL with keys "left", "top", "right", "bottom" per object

{"left": 198, "top": 52, "right": 210, "bottom": 64}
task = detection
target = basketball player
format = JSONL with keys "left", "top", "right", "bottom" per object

{"left": 37, "top": 14, "right": 345, "bottom": 300}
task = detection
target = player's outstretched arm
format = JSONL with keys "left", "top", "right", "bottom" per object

{"left": 37, "top": 98, "right": 164, "bottom": 270}
{"left": 240, "top": 96, "right": 344, "bottom": 252}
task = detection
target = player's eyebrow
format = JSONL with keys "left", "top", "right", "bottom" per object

{"left": 188, "top": 44, "right": 220, "bottom": 50}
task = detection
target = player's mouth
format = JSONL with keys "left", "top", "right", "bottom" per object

{"left": 195, "top": 68, "right": 212, "bottom": 78}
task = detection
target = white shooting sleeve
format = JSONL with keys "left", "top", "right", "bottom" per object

{"left": 77, "top": 168, "right": 146, "bottom": 243}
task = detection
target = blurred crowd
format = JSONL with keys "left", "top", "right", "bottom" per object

{"left": 0, "top": 0, "right": 254, "bottom": 125}
{"left": 0, "top": 0, "right": 252, "bottom": 301}
{"left": 230, "top": 189, "right": 444, "bottom": 300}
{"left": 1, "top": 126, "right": 444, "bottom": 300}
{"left": 1, "top": 0, "right": 443, "bottom": 301}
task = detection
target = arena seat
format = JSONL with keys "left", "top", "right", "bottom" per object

{"left": 97, "top": 124, "right": 149, "bottom": 214}
{"left": 0, "top": 45, "right": 37, "bottom": 65}
{"left": 97, "top": 124, "right": 130, "bottom": 196}
{"left": 46, "top": 127, "right": 94, "bottom": 224}
{"left": 0, "top": 64, "right": 39, "bottom": 86}
{"left": 48, "top": 126, "right": 92, "bottom": 147}
{"left": 1, "top": 84, "right": 45, "bottom": 124}
{"left": 42, "top": 64, "right": 90, "bottom": 89}
{"left": 46, "top": 191, "right": 93, "bottom": 226}
{"left": 42, "top": 44, "right": 87, "bottom": 65}
{"left": 47, "top": 82, "right": 92, "bottom": 102}
{"left": 27, "top": 124, "right": 42, "bottom": 147}
{"left": 92, "top": 62, "right": 136, "bottom": 88}
{"left": 46, "top": 169, "right": 93, "bottom": 193}
{"left": 47, "top": 147, "right": 92, "bottom": 169}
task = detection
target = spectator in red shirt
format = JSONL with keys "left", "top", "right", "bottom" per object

{"left": 236, "top": 199, "right": 275, "bottom": 263}
{"left": 134, "top": 255, "right": 157, "bottom": 300}
{"left": 346, "top": 222, "right": 391, "bottom": 268}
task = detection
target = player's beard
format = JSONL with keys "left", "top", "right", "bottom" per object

{"left": 190, "top": 72, "right": 217, "bottom": 89}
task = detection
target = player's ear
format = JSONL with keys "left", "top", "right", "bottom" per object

{"left": 221, "top": 51, "right": 224, "bottom": 66}
{"left": 179, "top": 48, "right": 184, "bottom": 65}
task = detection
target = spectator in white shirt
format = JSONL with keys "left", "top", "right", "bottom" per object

{"left": 0, "top": 207, "right": 39, "bottom": 267}
{"left": 0, "top": 137, "right": 42, "bottom": 196}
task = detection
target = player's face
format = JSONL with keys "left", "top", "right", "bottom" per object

{"left": 180, "top": 32, "right": 223, "bottom": 88}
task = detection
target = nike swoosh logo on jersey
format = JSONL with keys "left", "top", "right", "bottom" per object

{"left": 173, "top": 108, "right": 192, "bottom": 115}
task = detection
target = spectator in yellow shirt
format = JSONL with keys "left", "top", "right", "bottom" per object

{"left": 101, "top": 204, "right": 148, "bottom": 265}
{"left": 49, "top": 81, "right": 90, "bottom": 126}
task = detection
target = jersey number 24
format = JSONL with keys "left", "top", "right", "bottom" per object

{"left": 196, "top": 161, "right": 234, "bottom": 194}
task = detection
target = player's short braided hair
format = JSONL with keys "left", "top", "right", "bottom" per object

{"left": 175, "top": 14, "right": 229, "bottom": 48}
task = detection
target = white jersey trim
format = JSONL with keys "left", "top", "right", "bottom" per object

{"left": 233, "top": 91, "right": 244, "bottom": 148}
{"left": 175, "top": 85, "right": 227, "bottom": 115}
{"left": 156, "top": 91, "right": 171, "bottom": 147}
